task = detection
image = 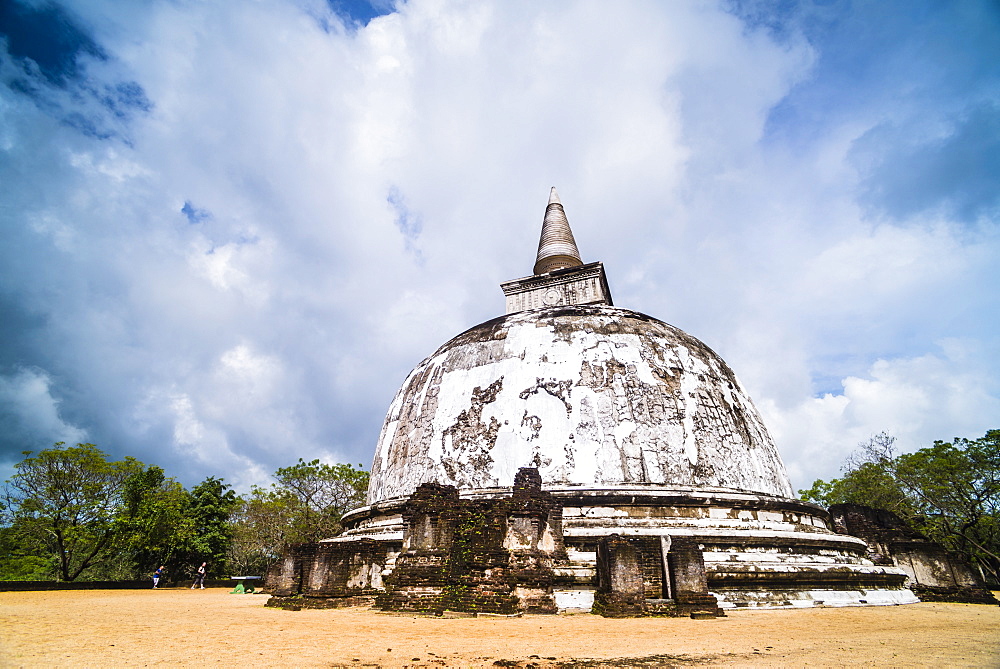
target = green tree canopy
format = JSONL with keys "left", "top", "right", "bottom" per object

{"left": 798, "top": 432, "right": 912, "bottom": 513}
{"left": 227, "top": 490, "right": 296, "bottom": 576}
{"left": 800, "top": 429, "right": 1000, "bottom": 583}
{"left": 178, "top": 476, "right": 239, "bottom": 577}
{"left": 0, "top": 524, "right": 54, "bottom": 580}
{"left": 271, "top": 459, "right": 369, "bottom": 542}
{"left": 108, "top": 472, "right": 239, "bottom": 581}
{"left": 227, "top": 459, "right": 369, "bottom": 575}
{"left": 108, "top": 464, "right": 190, "bottom": 580}
{"left": 2, "top": 443, "right": 144, "bottom": 581}
{"left": 3, "top": 446, "right": 368, "bottom": 582}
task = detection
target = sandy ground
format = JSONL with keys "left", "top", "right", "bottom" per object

{"left": 1, "top": 589, "right": 999, "bottom": 668}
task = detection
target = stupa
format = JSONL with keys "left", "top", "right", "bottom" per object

{"left": 268, "top": 189, "right": 916, "bottom": 614}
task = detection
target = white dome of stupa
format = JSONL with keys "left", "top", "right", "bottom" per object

{"left": 316, "top": 188, "right": 916, "bottom": 614}
{"left": 368, "top": 188, "right": 792, "bottom": 504}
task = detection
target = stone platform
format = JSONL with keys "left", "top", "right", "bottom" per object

{"left": 274, "top": 477, "right": 916, "bottom": 613}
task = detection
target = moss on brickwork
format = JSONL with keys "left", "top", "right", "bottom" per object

{"left": 377, "top": 469, "right": 565, "bottom": 615}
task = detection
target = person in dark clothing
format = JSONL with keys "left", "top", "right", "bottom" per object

{"left": 191, "top": 562, "right": 207, "bottom": 589}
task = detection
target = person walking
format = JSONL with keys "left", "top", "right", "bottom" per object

{"left": 152, "top": 565, "right": 165, "bottom": 589}
{"left": 191, "top": 562, "right": 207, "bottom": 589}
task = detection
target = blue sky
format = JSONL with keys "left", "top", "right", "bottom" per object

{"left": 1, "top": 0, "right": 998, "bottom": 493}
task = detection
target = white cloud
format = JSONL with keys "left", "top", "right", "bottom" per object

{"left": 1, "top": 0, "right": 996, "bottom": 495}
{"left": 0, "top": 368, "right": 87, "bottom": 447}
{"left": 762, "top": 339, "right": 1000, "bottom": 489}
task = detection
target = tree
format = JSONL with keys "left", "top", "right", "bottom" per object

{"left": 227, "top": 459, "right": 369, "bottom": 574}
{"left": 891, "top": 431, "right": 1000, "bottom": 580}
{"left": 0, "top": 523, "right": 55, "bottom": 580}
{"left": 110, "top": 465, "right": 191, "bottom": 580}
{"left": 226, "top": 492, "right": 296, "bottom": 576}
{"left": 2, "top": 443, "right": 143, "bottom": 581}
{"left": 178, "top": 477, "right": 239, "bottom": 577}
{"left": 799, "top": 432, "right": 912, "bottom": 513}
{"left": 800, "top": 430, "right": 1000, "bottom": 583}
{"left": 107, "top": 472, "right": 239, "bottom": 582}
{"left": 271, "top": 459, "right": 369, "bottom": 543}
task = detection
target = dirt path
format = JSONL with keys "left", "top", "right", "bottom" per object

{"left": 1, "top": 589, "right": 998, "bottom": 667}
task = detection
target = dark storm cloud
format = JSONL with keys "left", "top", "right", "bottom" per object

{"left": 0, "top": 294, "right": 48, "bottom": 374}
{"left": 0, "top": 0, "right": 106, "bottom": 86}
{"left": 0, "top": 0, "right": 151, "bottom": 142}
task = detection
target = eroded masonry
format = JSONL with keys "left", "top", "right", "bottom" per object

{"left": 268, "top": 188, "right": 989, "bottom": 615}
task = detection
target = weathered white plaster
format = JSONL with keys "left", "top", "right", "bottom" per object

{"left": 714, "top": 588, "right": 920, "bottom": 609}
{"left": 553, "top": 587, "right": 596, "bottom": 612}
{"left": 368, "top": 306, "right": 794, "bottom": 503}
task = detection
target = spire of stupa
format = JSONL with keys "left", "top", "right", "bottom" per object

{"left": 501, "top": 188, "right": 612, "bottom": 314}
{"left": 533, "top": 187, "right": 583, "bottom": 275}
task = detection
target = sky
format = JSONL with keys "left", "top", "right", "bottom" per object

{"left": 1, "top": 0, "right": 998, "bottom": 495}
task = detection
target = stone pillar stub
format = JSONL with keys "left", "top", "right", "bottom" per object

{"left": 659, "top": 534, "right": 672, "bottom": 599}
{"left": 593, "top": 534, "right": 647, "bottom": 617}
{"left": 401, "top": 482, "right": 460, "bottom": 552}
{"left": 668, "top": 537, "right": 708, "bottom": 599}
{"left": 668, "top": 537, "right": 722, "bottom": 618}
{"left": 513, "top": 466, "right": 543, "bottom": 495}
